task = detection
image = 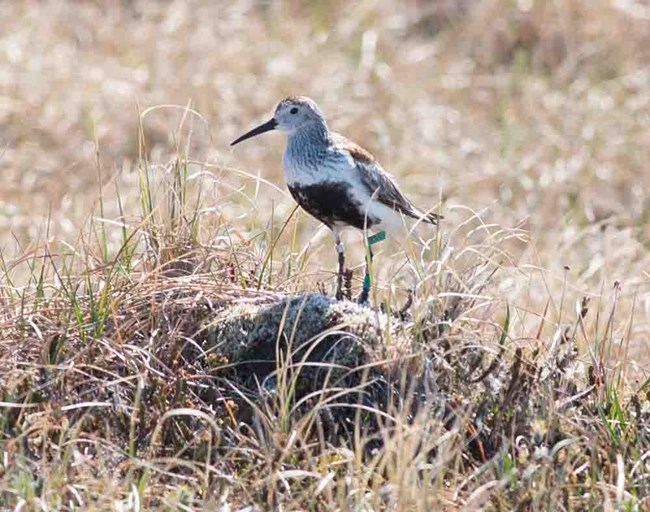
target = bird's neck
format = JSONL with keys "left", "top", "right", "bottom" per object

{"left": 289, "top": 121, "right": 330, "bottom": 145}
{"left": 284, "top": 121, "right": 333, "bottom": 184}
{"left": 286, "top": 121, "right": 330, "bottom": 155}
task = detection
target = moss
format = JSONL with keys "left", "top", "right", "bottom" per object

{"left": 198, "top": 292, "right": 414, "bottom": 425}
{"left": 205, "top": 293, "right": 332, "bottom": 361}
{"left": 203, "top": 292, "right": 401, "bottom": 368}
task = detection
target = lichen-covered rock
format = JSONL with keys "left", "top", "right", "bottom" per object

{"left": 197, "top": 292, "right": 413, "bottom": 434}
{"left": 202, "top": 292, "right": 407, "bottom": 384}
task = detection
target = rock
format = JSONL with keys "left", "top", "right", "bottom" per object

{"left": 196, "top": 292, "right": 420, "bottom": 440}
{"left": 202, "top": 292, "right": 407, "bottom": 389}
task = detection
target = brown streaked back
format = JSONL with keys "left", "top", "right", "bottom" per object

{"left": 329, "top": 132, "right": 376, "bottom": 165}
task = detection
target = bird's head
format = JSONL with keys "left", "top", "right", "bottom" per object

{"left": 273, "top": 96, "right": 326, "bottom": 133}
{"left": 231, "top": 96, "right": 326, "bottom": 146}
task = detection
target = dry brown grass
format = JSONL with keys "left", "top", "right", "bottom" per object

{"left": 1, "top": 0, "right": 649, "bottom": 509}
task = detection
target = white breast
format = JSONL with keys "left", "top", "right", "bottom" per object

{"left": 283, "top": 149, "right": 355, "bottom": 187}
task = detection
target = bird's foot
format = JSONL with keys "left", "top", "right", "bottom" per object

{"left": 335, "top": 241, "right": 346, "bottom": 301}
{"left": 344, "top": 269, "right": 353, "bottom": 300}
{"left": 335, "top": 268, "right": 354, "bottom": 301}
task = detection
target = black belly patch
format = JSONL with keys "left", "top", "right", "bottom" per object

{"left": 288, "top": 182, "right": 379, "bottom": 229}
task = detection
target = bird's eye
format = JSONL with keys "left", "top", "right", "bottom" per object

{"left": 290, "top": 107, "right": 298, "bottom": 114}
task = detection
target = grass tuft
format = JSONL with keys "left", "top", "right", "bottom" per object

{"left": 1, "top": 0, "right": 649, "bottom": 509}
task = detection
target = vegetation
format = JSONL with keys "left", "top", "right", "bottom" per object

{"left": 1, "top": 0, "right": 649, "bottom": 509}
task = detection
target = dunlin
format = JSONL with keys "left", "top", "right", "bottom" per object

{"left": 231, "top": 96, "right": 440, "bottom": 303}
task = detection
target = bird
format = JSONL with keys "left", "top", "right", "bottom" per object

{"left": 231, "top": 96, "right": 440, "bottom": 303}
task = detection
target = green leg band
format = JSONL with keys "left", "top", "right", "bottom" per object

{"left": 359, "top": 273, "right": 371, "bottom": 304}
{"left": 359, "top": 231, "right": 384, "bottom": 305}
{"left": 367, "top": 230, "right": 386, "bottom": 246}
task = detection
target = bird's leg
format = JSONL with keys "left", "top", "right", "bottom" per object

{"left": 335, "top": 238, "right": 345, "bottom": 301}
{"left": 358, "top": 231, "right": 385, "bottom": 305}
{"left": 357, "top": 245, "right": 373, "bottom": 305}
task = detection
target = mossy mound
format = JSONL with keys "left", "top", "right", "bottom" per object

{"left": 199, "top": 293, "right": 409, "bottom": 428}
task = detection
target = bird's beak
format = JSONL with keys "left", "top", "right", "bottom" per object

{"left": 230, "top": 118, "right": 278, "bottom": 146}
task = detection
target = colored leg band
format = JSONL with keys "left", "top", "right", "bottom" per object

{"left": 367, "top": 231, "right": 386, "bottom": 246}
{"left": 358, "top": 231, "right": 383, "bottom": 305}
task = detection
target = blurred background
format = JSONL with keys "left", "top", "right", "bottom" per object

{"left": 1, "top": 0, "right": 649, "bottom": 361}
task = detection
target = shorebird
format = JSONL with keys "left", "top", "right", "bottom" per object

{"left": 231, "top": 96, "right": 440, "bottom": 303}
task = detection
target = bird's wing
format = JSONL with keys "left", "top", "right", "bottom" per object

{"left": 330, "top": 132, "right": 440, "bottom": 224}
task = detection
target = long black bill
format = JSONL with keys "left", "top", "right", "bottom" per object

{"left": 230, "top": 118, "right": 278, "bottom": 146}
